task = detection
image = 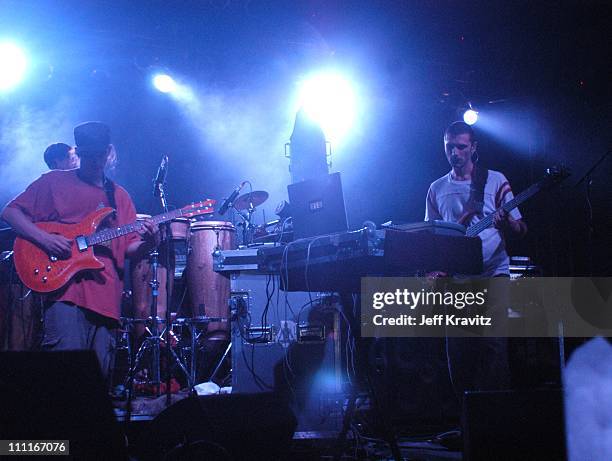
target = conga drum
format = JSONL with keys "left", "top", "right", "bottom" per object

{"left": 186, "top": 221, "right": 235, "bottom": 340}
{"left": 169, "top": 217, "right": 190, "bottom": 241}
{"left": 169, "top": 217, "right": 190, "bottom": 281}
{"left": 130, "top": 214, "right": 178, "bottom": 332}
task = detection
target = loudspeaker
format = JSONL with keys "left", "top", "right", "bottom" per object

{"left": 462, "top": 389, "right": 565, "bottom": 461}
{"left": 147, "top": 393, "right": 296, "bottom": 461}
{"left": 368, "top": 337, "right": 460, "bottom": 429}
{"left": 0, "top": 350, "right": 127, "bottom": 460}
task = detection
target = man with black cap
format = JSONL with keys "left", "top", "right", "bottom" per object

{"left": 1, "top": 122, "right": 157, "bottom": 377}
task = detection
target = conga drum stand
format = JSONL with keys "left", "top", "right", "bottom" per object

{"left": 123, "top": 248, "right": 192, "bottom": 395}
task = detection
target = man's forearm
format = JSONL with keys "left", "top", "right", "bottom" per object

{"left": 1, "top": 206, "right": 46, "bottom": 243}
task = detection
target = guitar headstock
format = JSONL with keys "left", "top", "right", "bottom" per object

{"left": 542, "top": 165, "right": 571, "bottom": 187}
{"left": 546, "top": 165, "right": 571, "bottom": 179}
{"left": 181, "top": 199, "right": 216, "bottom": 218}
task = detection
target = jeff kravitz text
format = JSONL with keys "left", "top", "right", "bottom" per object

{"left": 372, "top": 313, "right": 492, "bottom": 326}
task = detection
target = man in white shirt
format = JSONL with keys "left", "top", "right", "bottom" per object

{"left": 425, "top": 121, "right": 527, "bottom": 392}
{"left": 425, "top": 121, "right": 527, "bottom": 276}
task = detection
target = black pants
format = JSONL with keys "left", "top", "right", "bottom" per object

{"left": 41, "top": 301, "right": 116, "bottom": 379}
{"left": 447, "top": 274, "right": 511, "bottom": 393}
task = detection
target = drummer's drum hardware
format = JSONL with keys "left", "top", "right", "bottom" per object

{"left": 0, "top": 255, "right": 42, "bottom": 352}
{"left": 232, "top": 190, "right": 269, "bottom": 212}
{"left": 217, "top": 181, "right": 269, "bottom": 245}
{"left": 0, "top": 227, "right": 16, "bottom": 252}
{"left": 230, "top": 272, "right": 346, "bottom": 434}
{"left": 217, "top": 181, "right": 245, "bottom": 216}
{"left": 13, "top": 199, "right": 215, "bottom": 293}
{"left": 274, "top": 199, "right": 292, "bottom": 220}
{"left": 287, "top": 172, "right": 348, "bottom": 240}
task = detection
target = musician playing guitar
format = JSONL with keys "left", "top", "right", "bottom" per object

{"left": 1, "top": 122, "right": 159, "bottom": 378}
{"left": 424, "top": 121, "right": 528, "bottom": 393}
{"left": 425, "top": 121, "right": 527, "bottom": 277}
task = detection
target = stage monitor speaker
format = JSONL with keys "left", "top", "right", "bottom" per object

{"left": 0, "top": 350, "right": 127, "bottom": 460}
{"left": 147, "top": 393, "right": 296, "bottom": 461}
{"left": 368, "top": 337, "right": 460, "bottom": 429}
{"left": 462, "top": 389, "right": 565, "bottom": 461}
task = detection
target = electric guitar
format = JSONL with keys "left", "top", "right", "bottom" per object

{"left": 465, "top": 166, "right": 570, "bottom": 237}
{"left": 13, "top": 199, "right": 215, "bottom": 293}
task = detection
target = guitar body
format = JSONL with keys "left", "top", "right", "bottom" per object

{"left": 13, "top": 208, "right": 114, "bottom": 293}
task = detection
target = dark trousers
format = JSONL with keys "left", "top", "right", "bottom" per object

{"left": 448, "top": 274, "right": 511, "bottom": 393}
{"left": 41, "top": 301, "right": 116, "bottom": 379}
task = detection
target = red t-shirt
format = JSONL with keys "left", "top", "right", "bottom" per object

{"left": 7, "top": 170, "right": 141, "bottom": 320}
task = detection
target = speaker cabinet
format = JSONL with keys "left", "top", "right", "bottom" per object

{"left": 0, "top": 350, "right": 127, "bottom": 460}
{"left": 147, "top": 393, "right": 296, "bottom": 461}
{"left": 462, "top": 389, "right": 565, "bottom": 461}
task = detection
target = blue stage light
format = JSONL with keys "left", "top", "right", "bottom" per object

{"left": 463, "top": 109, "right": 479, "bottom": 125}
{"left": 152, "top": 74, "right": 177, "bottom": 93}
{"left": 298, "top": 71, "right": 357, "bottom": 143}
{"left": 0, "top": 42, "right": 28, "bottom": 91}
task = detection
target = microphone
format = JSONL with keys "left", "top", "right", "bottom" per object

{"left": 218, "top": 181, "right": 245, "bottom": 215}
{"left": 153, "top": 155, "right": 169, "bottom": 196}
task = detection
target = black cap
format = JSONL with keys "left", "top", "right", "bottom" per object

{"left": 74, "top": 121, "right": 111, "bottom": 152}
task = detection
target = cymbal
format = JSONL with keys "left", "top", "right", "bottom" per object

{"left": 233, "top": 190, "right": 269, "bottom": 210}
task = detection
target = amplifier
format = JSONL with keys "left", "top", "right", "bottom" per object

{"left": 230, "top": 272, "right": 347, "bottom": 434}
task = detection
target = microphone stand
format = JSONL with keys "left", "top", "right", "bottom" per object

{"left": 573, "top": 149, "right": 611, "bottom": 277}
{"left": 155, "top": 179, "right": 174, "bottom": 406}
{"left": 155, "top": 179, "right": 192, "bottom": 404}
{"left": 233, "top": 205, "right": 256, "bottom": 246}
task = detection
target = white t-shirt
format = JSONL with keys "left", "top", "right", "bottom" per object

{"left": 425, "top": 169, "right": 522, "bottom": 276}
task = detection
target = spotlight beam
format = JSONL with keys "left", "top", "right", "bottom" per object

{"left": 298, "top": 71, "right": 357, "bottom": 144}
{"left": 0, "top": 42, "right": 28, "bottom": 91}
{"left": 153, "top": 74, "right": 177, "bottom": 94}
{"left": 463, "top": 109, "right": 479, "bottom": 125}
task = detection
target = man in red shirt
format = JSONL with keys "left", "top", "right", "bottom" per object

{"left": 1, "top": 122, "right": 157, "bottom": 377}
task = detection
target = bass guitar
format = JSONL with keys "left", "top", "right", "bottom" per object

{"left": 465, "top": 166, "right": 569, "bottom": 237}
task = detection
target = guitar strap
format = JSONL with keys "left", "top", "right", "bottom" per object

{"left": 103, "top": 177, "right": 117, "bottom": 220}
{"left": 467, "top": 165, "right": 488, "bottom": 217}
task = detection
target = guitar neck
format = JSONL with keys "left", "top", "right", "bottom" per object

{"left": 86, "top": 208, "right": 185, "bottom": 245}
{"left": 465, "top": 182, "right": 541, "bottom": 237}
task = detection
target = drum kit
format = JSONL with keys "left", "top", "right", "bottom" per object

{"left": 117, "top": 186, "right": 274, "bottom": 398}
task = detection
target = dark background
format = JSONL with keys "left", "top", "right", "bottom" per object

{"left": 0, "top": 0, "right": 609, "bottom": 275}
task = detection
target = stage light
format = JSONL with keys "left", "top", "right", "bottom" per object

{"left": 152, "top": 73, "right": 177, "bottom": 93}
{"left": 463, "top": 109, "right": 479, "bottom": 125}
{"left": 0, "top": 42, "right": 28, "bottom": 91}
{"left": 298, "top": 71, "right": 356, "bottom": 143}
